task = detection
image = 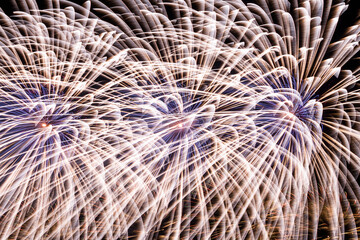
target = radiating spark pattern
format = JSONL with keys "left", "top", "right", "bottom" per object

{"left": 0, "top": 0, "right": 359, "bottom": 239}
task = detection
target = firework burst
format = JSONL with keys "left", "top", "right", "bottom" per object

{"left": 0, "top": 3, "right": 142, "bottom": 239}
{"left": 0, "top": 0, "right": 359, "bottom": 239}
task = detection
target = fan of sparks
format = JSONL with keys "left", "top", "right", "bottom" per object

{"left": 0, "top": 0, "right": 359, "bottom": 239}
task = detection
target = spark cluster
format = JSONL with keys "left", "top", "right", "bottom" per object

{"left": 0, "top": 0, "right": 359, "bottom": 239}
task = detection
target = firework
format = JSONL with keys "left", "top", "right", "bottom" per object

{"left": 0, "top": 2, "right": 146, "bottom": 239}
{"left": 0, "top": 0, "right": 359, "bottom": 239}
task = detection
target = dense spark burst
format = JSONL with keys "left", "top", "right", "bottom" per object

{"left": 0, "top": 0, "right": 359, "bottom": 239}
{"left": 0, "top": 3, "right": 139, "bottom": 239}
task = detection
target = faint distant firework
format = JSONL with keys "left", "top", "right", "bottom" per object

{"left": 0, "top": 0, "right": 359, "bottom": 239}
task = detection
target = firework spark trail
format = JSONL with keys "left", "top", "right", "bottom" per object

{"left": 0, "top": 0, "right": 359, "bottom": 239}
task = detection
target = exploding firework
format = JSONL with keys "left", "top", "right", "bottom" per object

{"left": 0, "top": 2, "right": 141, "bottom": 239}
{"left": 0, "top": 0, "right": 359, "bottom": 239}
